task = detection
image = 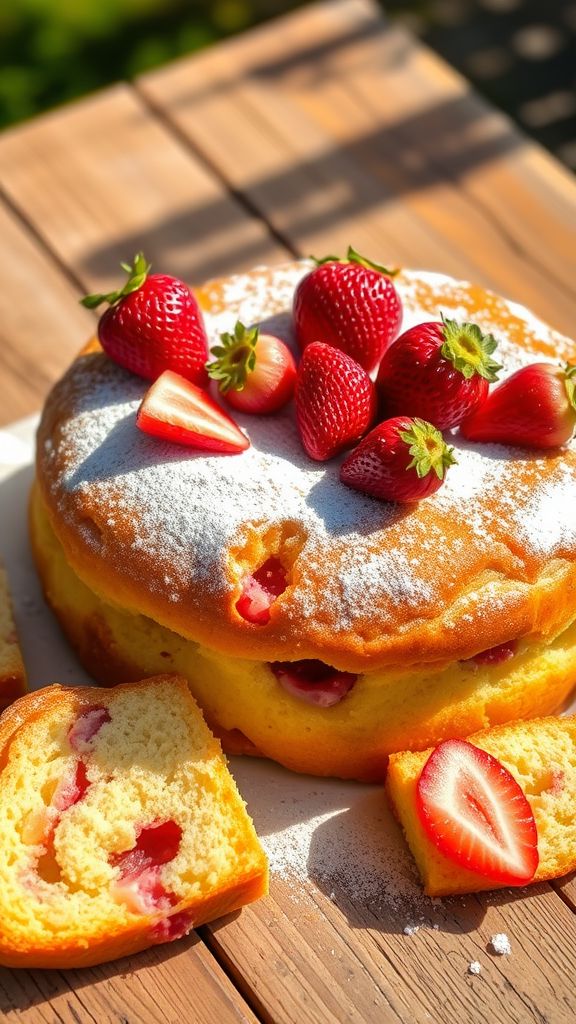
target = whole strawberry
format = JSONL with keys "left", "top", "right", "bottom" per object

{"left": 295, "top": 342, "right": 376, "bottom": 461}
{"left": 460, "top": 362, "right": 576, "bottom": 448}
{"left": 206, "top": 320, "right": 296, "bottom": 415}
{"left": 340, "top": 416, "right": 456, "bottom": 503}
{"left": 377, "top": 316, "right": 501, "bottom": 429}
{"left": 293, "top": 246, "right": 402, "bottom": 373}
{"left": 81, "top": 253, "right": 209, "bottom": 386}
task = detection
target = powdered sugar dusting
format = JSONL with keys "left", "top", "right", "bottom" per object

{"left": 231, "top": 756, "right": 439, "bottom": 919}
{"left": 40, "top": 263, "right": 576, "bottom": 649}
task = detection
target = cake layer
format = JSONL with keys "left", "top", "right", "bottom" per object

{"left": 35, "top": 263, "right": 576, "bottom": 672}
{"left": 31, "top": 485, "right": 576, "bottom": 781}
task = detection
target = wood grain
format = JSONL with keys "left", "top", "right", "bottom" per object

{"left": 138, "top": 0, "right": 576, "bottom": 339}
{"left": 0, "top": 202, "right": 94, "bottom": 424}
{"left": 0, "top": 935, "right": 259, "bottom": 1023}
{"left": 0, "top": 85, "right": 289, "bottom": 297}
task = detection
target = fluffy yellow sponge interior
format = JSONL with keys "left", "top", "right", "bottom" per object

{"left": 0, "top": 677, "right": 267, "bottom": 960}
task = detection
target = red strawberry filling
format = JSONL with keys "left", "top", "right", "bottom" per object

{"left": 469, "top": 641, "right": 517, "bottom": 666}
{"left": 37, "top": 761, "right": 92, "bottom": 883}
{"left": 236, "top": 557, "right": 288, "bottom": 625}
{"left": 416, "top": 739, "right": 539, "bottom": 885}
{"left": 68, "top": 706, "right": 111, "bottom": 752}
{"left": 110, "top": 820, "right": 183, "bottom": 915}
{"left": 270, "top": 659, "right": 357, "bottom": 707}
{"left": 150, "top": 909, "right": 195, "bottom": 944}
{"left": 52, "top": 759, "right": 91, "bottom": 812}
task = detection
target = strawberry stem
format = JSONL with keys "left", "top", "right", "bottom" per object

{"left": 206, "top": 321, "right": 259, "bottom": 393}
{"left": 398, "top": 418, "right": 457, "bottom": 480}
{"left": 311, "top": 246, "right": 398, "bottom": 276}
{"left": 564, "top": 363, "right": 576, "bottom": 413}
{"left": 440, "top": 313, "right": 502, "bottom": 382}
{"left": 80, "top": 252, "right": 151, "bottom": 309}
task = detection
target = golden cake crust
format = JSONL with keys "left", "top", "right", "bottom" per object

{"left": 0, "top": 567, "right": 27, "bottom": 709}
{"left": 36, "top": 263, "right": 576, "bottom": 673}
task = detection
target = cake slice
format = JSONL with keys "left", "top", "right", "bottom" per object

{"left": 0, "top": 675, "right": 268, "bottom": 968}
{"left": 0, "top": 565, "right": 26, "bottom": 709}
{"left": 386, "top": 716, "right": 576, "bottom": 896}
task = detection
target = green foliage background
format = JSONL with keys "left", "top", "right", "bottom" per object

{"left": 0, "top": 0, "right": 304, "bottom": 128}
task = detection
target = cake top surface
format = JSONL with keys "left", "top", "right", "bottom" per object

{"left": 37, "top": 262, "right": 576, "bottom": 670}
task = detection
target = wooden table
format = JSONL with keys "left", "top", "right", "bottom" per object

{"left": 1, "top": 1, "right": 576, "bottom": 1020}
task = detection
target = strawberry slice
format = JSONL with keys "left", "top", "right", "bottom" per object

{"left": 137, "top": 370, "right": 249, "bottom": 453}
{"left": 416, "top": 739, "right": 539, "bottom": 885}
{"left": 270, "top": 660, "right": 357, "bottom": 707}
{"left": 236, "top": 557, "right": 287, "bottom": 624}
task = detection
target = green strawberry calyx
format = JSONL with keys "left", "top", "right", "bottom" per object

{"left": 440, "top": 313, "right": 502, "bottom": 382}
{"left": 80, "top": 252, "right": 151, "bottom": 310}
{"left": 398, "top": 418, "right": 457, "bottom": 480}
{"left": 563, "top": 363, "right": 576, "bottom": 414}
{"left": 206, "top": 321, "right": 259, "bottom": 393}
{"left": 312, "top": 245, "right": 398, "bottom": 276}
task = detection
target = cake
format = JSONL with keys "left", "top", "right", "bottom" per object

{"left": 31, "top": 261, "right": 576, "bottom": 780}
{"left": 0, "top": 564, "right": 27, "bottom": 709}
{"left": 0, "top": 675, "right": 267, "bottom": 968}
{"left": 386, "top": 715, "right": 576, "bottom": 895}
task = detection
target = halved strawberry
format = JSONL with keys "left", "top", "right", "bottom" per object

{"left": 294, "top": 247, "right": 402, "bottom": 372}
{"left": 340, "top": 416, "right": 456, "bottom": 503}
{"left": 295, "top": 342, "right": 376, "bottom": 461}
{"left": 416, "top": 739, "right": 539, "bottom": 885}
{"left": 460, "top": 362, "right": 576, "bottom": 448}
{"left": 137, "top": 370, "right": 249, "bottom": 453}
{"left": 207, "top": 321, "right": 296, "bottom": 415}
{"left": 270, "top": 660, "right": 357, "bottom": 707}
{"left": 236, "top": 557, "right": 288, "bottom": 625}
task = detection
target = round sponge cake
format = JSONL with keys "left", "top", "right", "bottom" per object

{"left": 32, "top": 262, "right": 576, "bottom": 779}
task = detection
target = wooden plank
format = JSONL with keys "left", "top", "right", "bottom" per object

{"left": 0, "top": 202, "right": 94, "bottom": 425}
{"left": 137, "top": 0, "right": 576, "bottom": 338}
{"left": 204, "top": 868, "right": 576, "bottom": 1024}
{"left": 0, "top": 935, "right": 259, "bottom": 1024}
{"left": 0, "top": 84, "right": 288, "bottom": 298}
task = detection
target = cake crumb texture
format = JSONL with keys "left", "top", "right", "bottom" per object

{"left": 0, "top": 676, "right": 267, "bottom": 968}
